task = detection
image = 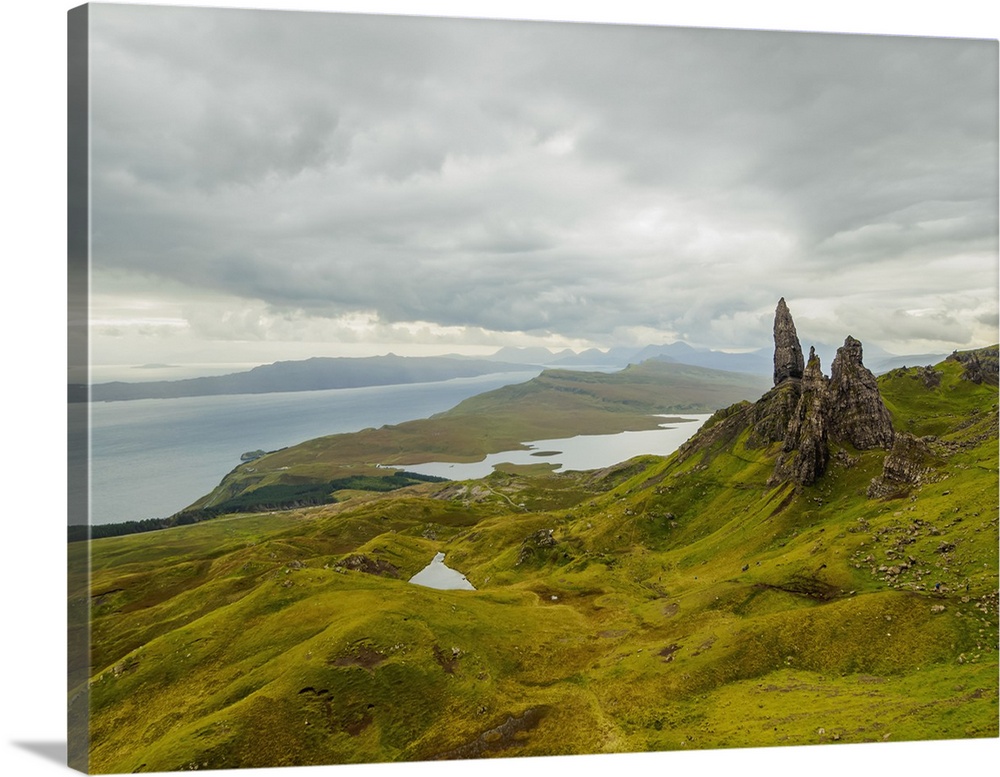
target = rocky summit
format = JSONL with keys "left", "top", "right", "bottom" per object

{"left": 946, "top": 345, "right": 999, "bottom": 385}
{"left": 685, "top": 300, "right": 897, "bottom": 487}
{"left": 771, "top": 308, "right": 895, "bottom": 485}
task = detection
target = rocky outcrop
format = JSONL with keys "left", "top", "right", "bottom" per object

{"left": 947, "top": 345, "right": 999, "bottom": 385}
{"left": 773, "top": 348, "right": 830, "bottom": 485}
{"left": 866, "top": 433, "right": 935, "bottom": 499}
{"left": 746, "top": 382, "right": 801, "bottom": 449}
{"left": 827, "top": 336, "right": 895, "bottom": 450}
{"left": 679, "top": 300, "right": 900, "bottom": 488}
{"left": 517, "top": 529, "right": 557, "bottom": 565}
{"left": 338, "top": 554, "right": 401, "bottom": 578}
{"left": 763, "top": 304, "right": 894, "bottom": 486}
{"left": 773, "top": 297, "right": 805, "bottom": 386}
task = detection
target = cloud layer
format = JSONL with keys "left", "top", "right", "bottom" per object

{"left": 88, "top": 6, "right": 999, "bottom": 361}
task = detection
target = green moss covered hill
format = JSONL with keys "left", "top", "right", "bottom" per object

{"left": 72, "top": 321, "right": 997, "bottom": 772}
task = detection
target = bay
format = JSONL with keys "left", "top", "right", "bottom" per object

{"left": 84, "top": 370, "right": 540, "bottom": 525}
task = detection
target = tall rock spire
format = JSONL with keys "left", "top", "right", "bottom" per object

{"left": 773, "top": 297, "right": 805, "bottom": 386}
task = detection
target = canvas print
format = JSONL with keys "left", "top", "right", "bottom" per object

{"left": 67, "top": 3, "right": 999, "bottom": 774}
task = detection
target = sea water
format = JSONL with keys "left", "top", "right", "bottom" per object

{"left": 84, "top": 371, "right": 540, "bottom": 524}
{"left": 84, "top": 373, "right": 708, "bottom": 526}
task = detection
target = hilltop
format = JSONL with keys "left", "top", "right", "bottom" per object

{"left": 73, "top": 303, "right": 998, "bottom": 772}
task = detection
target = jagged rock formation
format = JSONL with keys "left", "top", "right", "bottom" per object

{"left": 769, "top": 332, "right": 895, "bottom": 485}
{"left": 680, "top": 300, "right": 898, "bottom": 488}
{"left": 827, "top": 336, "right": 895, "bottom": 450}
{"left": 773, "top": 297, "right": 805, "bottom": 386}
{"left": 774, "top": 347, "right": 830, "bottom": 485}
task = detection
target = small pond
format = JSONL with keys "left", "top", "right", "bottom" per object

{"left": 408, "top": 552, "right": 476, "bottom": 591}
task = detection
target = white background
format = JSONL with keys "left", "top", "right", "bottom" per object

{"left": 1, "top": 2, "right": 998, "bottom": 776}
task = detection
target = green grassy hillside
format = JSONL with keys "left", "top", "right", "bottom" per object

{"left": 79, "top": 354, "right": 997, "bottom": 772}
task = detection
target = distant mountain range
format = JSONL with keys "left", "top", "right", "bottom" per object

{"left": 472, "top": 343, "right": 765, "bottom": 369}
{"left": 82, "top": 355, "right": 532, "bottom": 402}
{"left": 476, "top": 342, "right": 949, "bottom": 376}
{"left": 80, "top": 343, "right": 952, "bottom": 402}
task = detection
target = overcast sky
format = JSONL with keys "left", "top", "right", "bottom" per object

{"left": 86, "top": 3, "right": 999, "bottom": 366}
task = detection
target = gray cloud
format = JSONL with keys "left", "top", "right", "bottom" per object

{"left": 88, "top": 6, "right": 998, "bottom": 360}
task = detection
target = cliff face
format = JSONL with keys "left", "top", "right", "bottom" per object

{"left": 866, "top": 432, "right": 936, "bottom": 499}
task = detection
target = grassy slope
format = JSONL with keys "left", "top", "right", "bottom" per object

{"left": 82, "top": 358, "right": 997, "bottom": 772}
{"left": 187, "top": 361, "right": 768, "bottom": 511}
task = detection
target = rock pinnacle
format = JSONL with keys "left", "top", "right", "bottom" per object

{"left": 828, "top": 335, "right": 895, "bottom": 449}
{"left": 773, "top": 297, "right": 805, "bottom": 386}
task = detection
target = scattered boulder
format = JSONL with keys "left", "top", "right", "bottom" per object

{"left": 339, "top": 554, "right": 401, "bottom": 578}
{"left": 111, "top": 656, "right": 140, "bottom": 678}
{"left": 918, "top": 365, "right": 942, "bottom": 389}
{"left": 517, "top": 529, "right": 557, "bottom": 565}
{"left": 433, "top": 644, "right": 463, "bottom": 674}
{"left": 431, "top": 707, "right": 548, "bottom": 760}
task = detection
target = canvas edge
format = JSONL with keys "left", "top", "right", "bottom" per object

{"left": 67, "top": 3, "right": 91, "bottom": 773}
